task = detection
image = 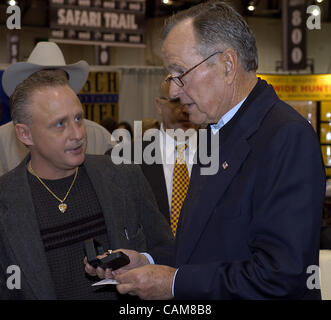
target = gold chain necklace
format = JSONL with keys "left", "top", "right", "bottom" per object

{"left": 28, "top": 162, "right": 79, "bottom": 213}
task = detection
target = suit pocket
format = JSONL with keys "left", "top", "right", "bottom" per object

{"left": 213, "top": 199, "right": 242, "bottom": 220}
{"left": 126, "top": 224, "right": 147, "bottom": 251}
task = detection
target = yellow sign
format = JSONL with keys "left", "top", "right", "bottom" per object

{"left": 321, "top": 101, "right": 331, "bottom": 176}
{"left": 321, "top": 101, "right": 331, "bottom": 121}
{"left": 258, "top": 74, "right": 331, "bottom": 101}
{"left": 78, "top": 71, "right": 119, "bottom": 123}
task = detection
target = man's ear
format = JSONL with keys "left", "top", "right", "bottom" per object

{"left": 15, "top": 123, "right": 33, "bottom": 147}
{"left": 219, "top": 48, "right": 238, "bottom": 84}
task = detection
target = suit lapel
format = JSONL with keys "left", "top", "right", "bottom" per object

{"left": 84, "top": 156, "right": 130, "bottom": 250}
{"left": 176, "top": 161, "right": 206, "bottom": 237}
{"left": 0, "top": 159, "right": 56, "bottom": 299}
{"left": 140, "top": 141, "right": 170, "bottom": 220}
{"left": 140, "top": 162, "right": 170, "bottom": 221}
{"left": 176, "top": 79, "right": 280, "bottom": 265}
{"left": 176, "top": 138, "right": 251, "bottom": 264}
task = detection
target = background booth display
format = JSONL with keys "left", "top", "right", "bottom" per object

{"left": 78, "top": 66, "right": 166, "bottom": 127}
{"left": 320, "top": 101, "right": 331, "bottom": 173}
{"left": 78, "top": 70, "right": 120, "bottom": 123}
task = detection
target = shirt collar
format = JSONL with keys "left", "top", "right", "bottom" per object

{"left": 160, "top": 123, "right": 197, "bottom": 164}
{"left": 210, "top": 96, "right": 247, "bottom": 135}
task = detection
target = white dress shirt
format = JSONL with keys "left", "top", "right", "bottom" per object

{"left": 210, "top": 97, "right": 247, "bottom": 134}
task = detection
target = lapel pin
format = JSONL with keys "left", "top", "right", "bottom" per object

{"left": 222, "top": 161, "right": 229, "bottom": 170}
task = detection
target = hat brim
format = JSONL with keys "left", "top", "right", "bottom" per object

{"left": 1, "top": 60, "right": 89, "bottom": 97}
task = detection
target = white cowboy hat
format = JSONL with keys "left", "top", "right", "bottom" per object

{"left": 2, "top": 41, "right": 89, "bottom": 97}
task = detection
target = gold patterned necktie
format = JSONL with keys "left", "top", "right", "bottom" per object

{"left": 170, "top": 144, "right": 189, "bottom": 237}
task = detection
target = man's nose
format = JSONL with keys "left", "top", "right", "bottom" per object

{"left": 69, "top": 122, "right": 84, "bottom": 140}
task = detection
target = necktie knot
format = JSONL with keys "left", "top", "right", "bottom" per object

{"left": 176, "top": 144, "right": 187, "bottom": 164}
{"left": 176, "top": 144, "right": 187, "bottom": 153}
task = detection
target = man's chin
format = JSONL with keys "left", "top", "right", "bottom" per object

{"left": 188, "top": 113, "right": 206, "bottom": 126}
{"left": 186, "top": 105, "right": 206, "bottom": 125}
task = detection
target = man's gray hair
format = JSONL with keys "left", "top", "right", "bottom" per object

{"left": 162, "top": 0, "right": 258, "bottom": 72}
{"left": 10, "top": 69, "right": 69, "bottom": 125}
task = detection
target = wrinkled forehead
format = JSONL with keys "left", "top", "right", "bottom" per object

{"left": 161, "top": 18, "right": 198, "bottom": 68}
{"left": 30, "top": 85, "right": 82, "bottom": 116}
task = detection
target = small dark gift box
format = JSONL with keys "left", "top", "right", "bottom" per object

{"left": 84, "top": 238, "right": 130, "bottom": 270}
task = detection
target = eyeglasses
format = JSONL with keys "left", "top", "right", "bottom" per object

{"left": 165, "top": 51, "right": 223, "bottom": 88}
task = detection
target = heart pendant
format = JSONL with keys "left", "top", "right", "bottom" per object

{"left": 58, "top": 203, "right": 67, "bottom": 213}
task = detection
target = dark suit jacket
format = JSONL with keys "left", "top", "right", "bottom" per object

{"left": 0, "top": 155, "right": 174, "bottom": 299}
{"left": 174, "top": 79, "right": 326, "bottom": 299}
{"left": 108, "top": 139, "right": 170, "bottom": 222}
{"left": 139, "top": 140, "right": 170, "bottom": 222}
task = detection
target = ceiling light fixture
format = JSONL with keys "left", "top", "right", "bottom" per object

{"left": 247, "top": 1, "right": 256, "bottom": 12}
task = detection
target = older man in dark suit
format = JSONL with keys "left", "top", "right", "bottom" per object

{"left": 86, "top": 1, "right": 325, "bottom": 300}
